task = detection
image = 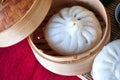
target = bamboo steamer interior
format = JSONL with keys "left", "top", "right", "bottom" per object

{"left": 0, "top": 0, "right": 52, "bottom": 47}
{"left": 28, "top": 0, "right": 111, "bottom": 75}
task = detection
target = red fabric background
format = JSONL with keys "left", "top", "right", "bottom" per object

{"left": 0, "top": 39, "right": 80, "bottom": 80}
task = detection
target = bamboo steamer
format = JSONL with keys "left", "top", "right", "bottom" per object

{"left": 28, "top": 0, "right": 111, "bottom": 76}
{"left": 0, "top": 0, "right": 52, "bottom": 47}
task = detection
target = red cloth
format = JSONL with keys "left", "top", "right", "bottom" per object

{"left": 0, "top": 39, "right": 80, "bottom": 80}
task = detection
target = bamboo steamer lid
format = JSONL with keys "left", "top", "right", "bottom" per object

{"left": 0, "top": 0, "right": 52, "bottom": 47}
{"left": 28, "top": 0, "right": 111, "bottom": 75}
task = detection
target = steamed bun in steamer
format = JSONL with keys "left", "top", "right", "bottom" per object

{"left": 44, "top": 6, "right": 102, "bottom": 55}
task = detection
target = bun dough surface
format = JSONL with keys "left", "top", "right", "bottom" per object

{"left": 45, "top": 6, "right": 102, "bottom": 55}
{"left": 92, "top": 40, "right": 120, "bottom": 80}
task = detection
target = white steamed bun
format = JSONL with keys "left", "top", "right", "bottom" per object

{"left": 92, "top": 40, "right": 120, "bottom": 80}
{"left": 45, "top": 6, "right": 102, "bottom": 55}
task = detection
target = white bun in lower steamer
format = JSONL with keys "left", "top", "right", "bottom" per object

{"left": 45, "top": 6, "right": 102, "bottom": 56}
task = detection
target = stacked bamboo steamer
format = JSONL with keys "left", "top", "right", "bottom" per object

{"left": 0, "top": 0, "right": 111, "bottom": 76}
{"left": 28, "top": 0, "right": 111, "bottom": 75}
{"left": 0, "top": 0, "right": 52, "bottom": 47}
